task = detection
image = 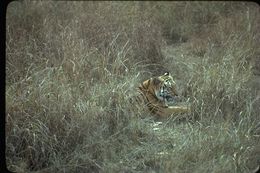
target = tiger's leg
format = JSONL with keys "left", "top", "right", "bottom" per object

{"left": 157, "top": 105, "right": 191, "bottom": 117}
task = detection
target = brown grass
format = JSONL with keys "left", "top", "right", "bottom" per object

{"left": 6, "top": 1, "right": 260, "bottom": 173}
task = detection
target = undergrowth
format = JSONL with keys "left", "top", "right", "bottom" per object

{"left": 6, "top": 1, "right": 260, "bottom": 173}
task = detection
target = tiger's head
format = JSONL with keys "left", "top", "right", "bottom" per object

{"left": 142, "top": 72, "right": 179, "bottom": 105}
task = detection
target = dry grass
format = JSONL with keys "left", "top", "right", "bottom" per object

{"left": 6, "top": 1, "right": 260, "bottom": 173}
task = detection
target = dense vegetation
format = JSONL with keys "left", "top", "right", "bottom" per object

{"left": 6, "top": 1, "right": 260, "bottom": 173}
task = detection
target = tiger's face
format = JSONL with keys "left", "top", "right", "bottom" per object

{"left": 141, "top": 72, "right": 179, "bottom": 106}
{"left": 154, "top": 72, "right": 178, "bottom": 104}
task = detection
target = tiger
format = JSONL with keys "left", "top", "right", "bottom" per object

{"left": 134, "top": 72, "right": 190, "bottom": 117}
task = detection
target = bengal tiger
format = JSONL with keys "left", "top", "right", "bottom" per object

{"left": 134, "top": 72, "right": 190, "bottom": 117}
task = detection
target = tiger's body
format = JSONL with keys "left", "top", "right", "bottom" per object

{"left": 135, "top": 72, "right": 190, "bottom": 117}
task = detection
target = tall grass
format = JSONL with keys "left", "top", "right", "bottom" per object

{"left": 6, "top": 1, "right": 260, "bottom": 173}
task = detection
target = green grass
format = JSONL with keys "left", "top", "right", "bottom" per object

{"left": 6, "top": 1, "right": 260, "bottom": 173}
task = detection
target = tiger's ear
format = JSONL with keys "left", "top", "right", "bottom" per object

{"left": 164, "top": 72, "right": 170, "bottom": 76}
{"left": 152, "top": 78, "right": 161, "bottom": 86}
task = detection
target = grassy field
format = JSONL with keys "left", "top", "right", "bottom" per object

{"left": 6, "top": 1, "right": 260, "bottom": 173}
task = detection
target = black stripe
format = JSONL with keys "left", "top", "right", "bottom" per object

{"left": 141, "top": 83, "right": 146, "bottom": 90}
